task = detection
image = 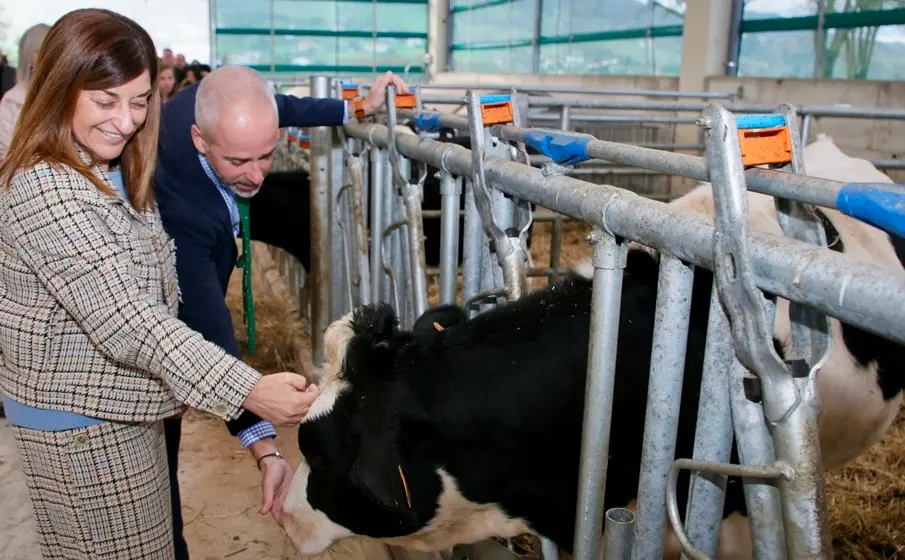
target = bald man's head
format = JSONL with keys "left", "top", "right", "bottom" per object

{"left": 191, "top": 65, "right": 279, "bottom": 198}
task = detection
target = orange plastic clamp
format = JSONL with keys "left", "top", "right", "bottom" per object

{"left": 287, "top": 131, "right": 298, "bottom": 143}
{"left": 395, "top": 92, "right": 417, "bottom": 109}
{"left": 353, "top": 97, "right": 366, "bottom": 119}
{"left": 342, "top": 87, "right": 359, "bottom": 100}
{"left": 481, "top": 101, "right": 514, "bottom": 125}
{"left": 299, "top": 137, "right": 310, "bottom": 148}
{"left": 738, "top": 125, "right": 792, "bottom": 167}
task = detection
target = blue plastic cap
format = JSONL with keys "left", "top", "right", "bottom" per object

{"left": 736, "top": 114, "right": 786, "bottom": 130}
{"left": 415, "top": 111, "right": 442, "bottom": 133}
{"left": 522, "top": 130, "right": 592, "bottom": 166}
{"left": 837, "top": 182, "right": 905, "bottom": 238}
{"left": 480, "top": 94, "right": 511, "bottom": 104}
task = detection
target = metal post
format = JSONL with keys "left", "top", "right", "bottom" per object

{"left": 631, "top": 254, "right": 695, "bottom": 560}
{"left": 681, "top": 286, "right": 735, "bottom": 559}
{"left": 439, "top": 172, "right": 462, "bottom": 305}
{"left": 348, "top": 146, "right": 371, "bottom": 306}
{"left": 728, "top": 358, "right": 787, "bottom": 560}
{"left": 208, "top": 0, "right": 218, "bottom": 67}
{"left": 572, "top": 227, "right": 628, "bottom": 560}
{"left": 381, "top": 150, "right": 395, "bottom": 306}
{"left": 603, "top": 508, "right": 636, "bottom": 560}
{"left": 369, "top": 147, "right": 386, "bottom": 302}
{"left": 465, "top": 92, "right": 529, "bottom": 303}
{"left": 330, "top": 103, "right": 347, "bottom": 320}
{"left": 725, "top": 0, "right": 744, "bottom": 76}
{"left": 308, "top": 75, "right": 331, "bottom": 367}
{"left": 703, "top": 105, "right": 832, "bottom": 559}
{"left": 462, "top": 179, "right": 483, "bottom": 315}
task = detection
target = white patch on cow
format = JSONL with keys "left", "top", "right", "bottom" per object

{"left": 573, "top": 260, "right": 594, "bottom": 280}
{"left": 282, "top": 459, "right": 355, "bottom": 556}
{"left": 667, "top": 136, "right": 905, "bottom": 472}
{"left": 282, "top": 464, "right": 531, "bottom": 556}
{"left": 303, "top": 311, "right": 356, "bottom": 422}
{"left": 382, "top": 469, "right": 532, "bottom": 552}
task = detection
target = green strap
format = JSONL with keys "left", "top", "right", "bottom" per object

{"left": 235, "top": 197, "right": 256, "bottom": 356}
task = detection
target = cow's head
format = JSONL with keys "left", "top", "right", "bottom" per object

{"left": 283, "top": 302, "right": 528, "bottom": 555}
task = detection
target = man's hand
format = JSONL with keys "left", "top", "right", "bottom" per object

{"left": 362, "top": 70, "right": 410, "bottom": 116}
{"left": 249, "top": 439, "right": 294, "bottom": 525}
{"left": 242, "top": 372, "right": 319, "bottom": 426}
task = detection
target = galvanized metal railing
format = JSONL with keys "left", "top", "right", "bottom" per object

{"left": 275, "top": 76, "right": 905, "bottom": 560}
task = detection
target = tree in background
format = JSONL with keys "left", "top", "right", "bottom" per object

{"left": 816, "top": 0, "right": 905, "bottom": 79}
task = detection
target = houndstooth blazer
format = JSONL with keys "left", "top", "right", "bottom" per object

{"left": 0, "top": 148, "right": 262, "bottom": 423}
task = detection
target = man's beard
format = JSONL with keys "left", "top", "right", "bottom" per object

{"left": 204, "top": 155, "right": 262, "bottom": 198}
{"left": 228, "top": 182, "right": 262, "bottom": 198}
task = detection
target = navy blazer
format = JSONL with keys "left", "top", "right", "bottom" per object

{"left": 155, "top": 81, "right": 345, "bottom": 435}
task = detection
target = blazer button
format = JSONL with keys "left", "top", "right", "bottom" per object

{"left": 213, "top": 402, "right": 229, "bottom": 417}
{"left": 168, "top": 280, "right": 178, "bottom": 295}
{"left": 73, "top": 434, "right": 89, "bottom": 447}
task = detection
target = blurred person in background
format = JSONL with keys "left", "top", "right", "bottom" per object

{"left": 0, "top": 23, "right": 51, "bottom": 161}
{"left": 159, "top": 61, "right": 177, "bottom": 103}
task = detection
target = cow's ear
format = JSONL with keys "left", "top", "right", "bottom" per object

{"left": 348, "top": 427, "right": 410, "bottom": 512}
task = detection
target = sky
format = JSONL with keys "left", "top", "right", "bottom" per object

{"left": 1, "top": 0, "right": 211, "bottom": 65}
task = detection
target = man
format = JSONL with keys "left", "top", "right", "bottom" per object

{"left": 155, "top": 65, "right": 408, "bottom": 558}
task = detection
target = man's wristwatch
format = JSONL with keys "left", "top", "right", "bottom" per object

{"left": 256, "top": 450, "right": 284, "bottom": 469}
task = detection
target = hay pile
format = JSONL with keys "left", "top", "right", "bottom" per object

{"left": 827, "top": 412, "right": 905, "bottom": 558}
{"left": 225, "top": 241, "right": 306, "bottom": 375}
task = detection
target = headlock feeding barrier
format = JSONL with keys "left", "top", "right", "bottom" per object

{"left": 270, "top": 76, "right": 905, "bottom": 560}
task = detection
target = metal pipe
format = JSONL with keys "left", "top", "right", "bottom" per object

{"left": 801, "top": 114, "right": 812, "bottom": 145}
{"left": 728, "top": 359, "right": 787, "bottom": 560}
{"left": 330, "top": 122, "right": 347, "bottom": 320}
{"left": 682, "top": 286, "right": 736, "bottom": 557}
{"left": 439, "top": 172, "right": 463, "bottom": 305}
{"left": 369, "top": 148, "right": 386, "bottom": 302}
{"left": 667, "top": 458, "right": 791, "bottom": 560}
{"left": 382, "top": 148, "right": 396, "bottom": 305}
{"left": 572, "top": 229, "right": 628, "bottom": 560}
{"left": 465, "top": 92, "right": 528, "bottom": 302}
{"left": 725, "top": 0, "right": 744, "bottom": 76}
{"left": 548, "top": 216, "right": 562, "bottom": 285}
{"left": 347, "top": 150, "right": 371, "bottom": 306}
{"left": 603, "top": 508, "right": 636, "bottom": 560}
{"left": 540, "top": 537, "right": 559, "bottom": 560}
{"left": 402, "top": 166, "right": 429, "bottom": 321}
{"left": 705, "top": 105, "right": 831, "bottom": 558}
{"left": 343, "top": 122, "right": 905, "bottom": 345}
{"left": 529, "top": 113, "right": 701, "bottom": 124}
{"left": 308, "top": 75, "right": 332, "bottom": 366}
{"left": 525, "top": 96, "right": 905, "bottom": 120}
{"left": 413, "top": 83, "right": 733, "bottom": 99}
{"left": 461, "top": 179, "right": 484, "bottom": 315}
{"left": 630, "top": 254, "right": 695, "bottom": 560}
{"left": 493, "top": 125, "right": 847, "bottom": 210}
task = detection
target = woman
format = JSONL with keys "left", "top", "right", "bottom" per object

{"left": 0, "top": 23, "right": 51, "bottom": 160}
{"left": 0, "top": 9, "right": 318, "bottom": 559}
{"left": 158, "top": 60, "right": 176, "bottom": 103}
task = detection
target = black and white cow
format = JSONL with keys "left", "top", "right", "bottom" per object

{"left": 278, "top": 135, "right": 905, "bottom": 558}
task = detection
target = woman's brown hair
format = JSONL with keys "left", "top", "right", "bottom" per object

{"left": 0, "top": 8, "right": 160, "bottom": 211}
